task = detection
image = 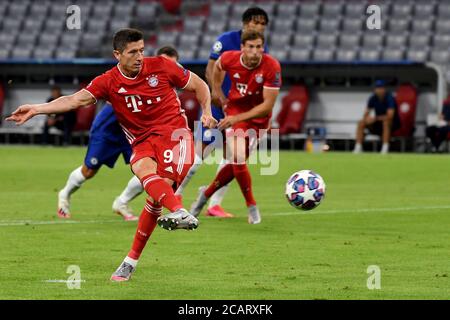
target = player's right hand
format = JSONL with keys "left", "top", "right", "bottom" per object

{"left": 201, "top": 113, "right": 218, "bottom": 129}
{"left": 5, "top": 104, "right": 37, "bottom": 125}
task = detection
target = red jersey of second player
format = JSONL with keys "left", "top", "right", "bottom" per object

{"left": 218, "top": 50, "right": 282, "bottom": 127}
{"left": 84, "top": 56, "right": 191, "bottom": 146}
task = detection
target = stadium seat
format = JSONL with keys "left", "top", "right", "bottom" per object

{"left": 386, "top": 34, "right": 407, "bottom": 49}
{"left": 359, "top": 48, "right": 381, "bottom": 61}
{"left": 362, "top": 33, "right": 384, "bottom": 49}
{"left": 316, "top": 34, "right": 337, "bottom": 49}
{"left": 184, "top": 17, "right": 205, "bottom": 33}
{"left": 293, "top": 34, "right": 315, "bottom": 48}
{"left": 339, "top": 33, "right": 361, "bottom": 49}
{"left": 178, "top": 91, "right": 200, "bottom": 132}
{"left": 227, "top": 18, "right": 242, "bottom": 31}
{"left": 109, "top": 19, "right": 131, "bottom": 33}
{"left": 11, "top": 48, "right": 32, "bottom": 59}
{"left": 0, "top": 33, "right": 17, "bottom": 47}
{"left": 73, "top": 104, "right": 96, "bottom": 133}
{"left": 56, "top": 48, "right": 77, "bottom": 60}
{"left": 60, "top": 32, "right": 82, "bottom": 49}
{"left": 17, "top": 33, "right": 38, "bottom": 47}
{"left": 437, "top": 3, "right": 450, "bottom": 18}
{"left": 269, "top": 33, "right": 292, "bottom": 48}
{"left": 391, "top": 2, "right": 413, "bottom": 18}
{"left": 33, "top": 47, "right": 54, "bottom": 59}
{"left": 344, "top": 2, "right": 366, "bottom": 18}
{"left": 277, "top": 2, "right": 299, "bottom": 18}
{"left": 336, "top": 49, "right": 358, "bottom": 62}
{"left": 322, "top": 2, "right": 343, "bottom": 17}
{"left": 272, "top": 19, "right": 294, "bottom": 32}
{"left": 0, "top": 47, "right": 10, "bottom": 59}
{"left": 409, "top": 33, "right": 430, "bottom": 49}
{"left": 178, "top": 33, "right": 200, "bottom": 49}
{"left": 312, "top": 48, "right": 334, "bottom": 61}
{"left": 206, "top": 19, "right": 226, "bottom": 34}
{"left": 393, "top": 84, "right": 418, "bottom": 138}
{"left": 388, "top": 19, "right": 410, "bottom": 33}
{"left": 435, "top": 20, "right": 450, "bottom": 35}
{"left": 269, "top": 49, "right": 288, "bottom": 62}
{"left": 299, "top": 2, "right": 321, "bottom": 18}
{"left": 407, "top": 49, "right": 429, "bottom": 62}
{"left": 411, "top": 19, "right": 434, "bottom": 33}
{"left": 382, "top": 49, "right": 405, "bottom": 61}
{"left": 23, "top": 19, "right": 44, "bottom": 33}
{"left": 319, "top": 19, "right": 341, "bottom": 33}
{"left": 414, "top": 3, "right": 435, "bottom": 18}
{"left": 209, "top": 2, "right": 230, "bottom": 19}
{"left": 295, "top": 18, "right": 317, "bottom": 33}
{"left": 157, "top": 32, "right": 178, "bottom": 47}
{"left": 342, "top": 18, "right": 363, "bottom": 33}
{"left": 276, "top": 85, "right": 309, "bottom": 135}
{"left": 289, "top": 48, "right": 311, "bottom": 61}
{"left": 230, "top": 2, "right": 250, "bottom": 20}
{"left": 430, "top": 50, "right": 450, "bottom": 65}
{"left": 433, "top": 34, "right": 450, "bottom": 49}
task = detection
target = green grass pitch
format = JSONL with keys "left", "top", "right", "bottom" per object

{"left": 0, "top": 146, "right": 449, "bottom": 299}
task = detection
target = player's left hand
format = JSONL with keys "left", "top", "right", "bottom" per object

{"left": 5, "top": 104, "right": 37, "bottom": 125}
{"left": 201, "top": 113, "right": 218, "bottom": 129}
{"left": 218, "top": 116, "right": 237, "bottom": 131}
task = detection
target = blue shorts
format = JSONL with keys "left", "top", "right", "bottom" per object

{"left": 84, "top": 138, "right": 132, "bottom": 170}
{"left": 196, "top": 105, "right": 225, "bottom": 145}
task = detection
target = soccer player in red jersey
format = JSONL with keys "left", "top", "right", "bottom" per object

{"left": 7, "top": 29, "right": 217, "bottom": 281}
{"left": 190, "top": 30, "right": 281, "bottom": 224}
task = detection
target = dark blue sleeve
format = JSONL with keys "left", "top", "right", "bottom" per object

{"left": 386, "top": 93, "right": 396, "bottom": 109}
{"left": 209, "top": 33, "right": 229, "bottom": 60}
{"left": 442, "top": 104, "right": 450, "bottom": 121}
{"left": 367, "top": 95, "right": 376, "bottom": 109}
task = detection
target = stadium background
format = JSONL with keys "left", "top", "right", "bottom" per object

{"left": 0, "top": 0, "right": 449, "bottom": 301}
{"left": 0, "top": 0, "right": 449, "bottom": 151}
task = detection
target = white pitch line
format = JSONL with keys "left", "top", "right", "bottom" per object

{"left": 0, "top": 205, "right": 449, "bottom": 227}
{"left": 268, "top": 204, "right": 450, "bottom": 217}
{"left": 0, "top": 219, "right": 129, "bottom": 227}
{"left": 44, "top": 280, "right": 86, "bottom": 283}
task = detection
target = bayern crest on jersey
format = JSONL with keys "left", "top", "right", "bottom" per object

{"left": 148, "top": 76, "right": 158, "bottom": 87}
{"left": 255, "top": 74, "right": 264, "bottom": 84}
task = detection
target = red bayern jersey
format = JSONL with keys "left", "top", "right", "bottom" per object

{"left": 84, "top": 56, "right": 191, "bottom": 145}
{"left": 218, "top": 50, "right": 282, "bottom": 125}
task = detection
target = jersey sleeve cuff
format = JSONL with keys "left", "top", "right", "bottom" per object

{"left": 81, "top": 88, "right": 98, "bottom": 103}
{"left": 181, "top": 71, "right": 192, "bottom": 90}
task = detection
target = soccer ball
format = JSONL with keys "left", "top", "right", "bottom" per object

{"left": 285, "top": 170, "right": 326, "bottom": 211}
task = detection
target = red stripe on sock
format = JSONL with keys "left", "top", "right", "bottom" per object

{"left": 204, "top": 164, "right": 234, "bottom": 198}
{"left": 232, "top": 164, "right": 256, "bottom": 207}
{"left": 140, "top": 174, "right": 182, "bottom": 212}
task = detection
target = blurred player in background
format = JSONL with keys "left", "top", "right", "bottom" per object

{"left": 175, "top": 7, "right": 269, "bottom": 218}
{"left": 353, "top": 80, "right": 400, "bottom": 155}
{"left": 190, "top": 30, "right": 281, "bottom": 224}
{"left": 57, "top": 46, "right": 181, "bottom": 221}
{"left": 7, "top": 29, "right": 216, "bottom": 282}
{"left": 41, "top": 86, "right": 77, "bottom": 145}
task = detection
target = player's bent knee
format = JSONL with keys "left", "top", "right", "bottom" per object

{"left": 81, "top": 165, "right": 98, "bottom": 179}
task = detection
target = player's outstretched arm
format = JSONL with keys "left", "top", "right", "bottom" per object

{"left": 184, "top": 72, "right": 217, "bottom": 129}
{"left": 6, "top": 89, "right": 96, "bottom": 125}
{"left": 211, "top": 59, "right": 227, "bottom": 108}
{"left": 218, "top": 88, "right": 279, "bottom": 130}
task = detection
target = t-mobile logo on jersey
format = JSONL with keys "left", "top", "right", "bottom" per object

{"left": 125, "top": 95, "right": 143, "bottom": 113}
{"left": 236, "top": 83, "right": 248, "bottom": 96}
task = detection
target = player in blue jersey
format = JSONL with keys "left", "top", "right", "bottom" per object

{"left": 57, "top": 46, "right": 180, "bottom": 220}
{"left": 175, "top": 7, "right": 269, "bottom": 218}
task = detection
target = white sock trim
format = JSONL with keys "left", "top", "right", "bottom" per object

{"left": 124, "top": 256, "right": 138, "bottom": 267}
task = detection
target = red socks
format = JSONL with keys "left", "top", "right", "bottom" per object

{"left": 140, "top": 174, "right": 182, "bottom": 212}
{"left": 128, "top": 199, "right": 162, "bottom": 260}
{"left": 204, "top": 163, "right": 256, "bottom": 207}
{"left": 204, "top": 164, "right": 234, "bottom": 197}
{"left": 232, "top": 163, "right": 256, "bottom": 207}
